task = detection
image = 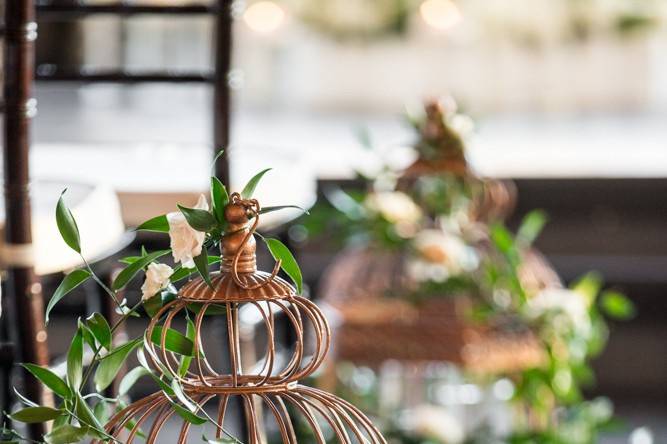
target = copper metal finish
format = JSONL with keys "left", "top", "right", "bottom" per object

{"left": 100, "top": 195, "right": 386, "bottom": 443}
{"left": 319, "top": 248, "right": 548, "bottom": 372}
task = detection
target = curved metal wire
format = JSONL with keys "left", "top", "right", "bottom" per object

{"left": 99, "top": 387, "right": 386, "bottom": 444}
{"left": 228, "top": 192, "right": 281, "bottom": 290}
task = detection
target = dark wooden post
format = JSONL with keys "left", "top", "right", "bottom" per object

{"left": 213, "top": 0, "right": 232, "bottom": 185}
{"left": 2, "top": 0, "right": 50, "bottom": 438}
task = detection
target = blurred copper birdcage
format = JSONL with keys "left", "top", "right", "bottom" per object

{"left": 319, "top": 247, "right": 556, "bottom": 375}
{"left": 321, "top": 116, "right": 555, "bottom": 373}
{"left": 98, "top": 194, "right": 386, "bottom": 443}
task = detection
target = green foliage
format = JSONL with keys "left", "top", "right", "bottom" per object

{"left": 150, "top": 326, "right": 195, "bottom": 356}
{"left": 203, "top": 436, "right": 238, "bottom": 443}
{"left": 44, "top": 424, "right": 89, "bottom": 444}
{"left": 241, "top": 168, "right": 271, "bottom": 199}
{"left": 10, "top": 406, "right": 61, "bottom": 423}
{"left": 259, "top": 205, "right": 308, "bottom": 215}
{"left": 9, "top": 171, "right": 302, "bottom": 443}
{"left": 516, "top": 210, "right": 548, "bottom": 247}
{"left": 21, "top": 364, "right": 70, "bottom": 399}
{"left": 94, "top": 339, "right": 142, "bottom": 391}
{"left": 177, "top": 204, "right": 218, "bottom": 232}
{"left": 55, "top": 191, "right": 81, "bottom": 253}
{"left": 264, "top": 238, "right": 303, "bottom": 293}
{"left": 193, "top": 248, "right": 213, "bottom": 289}
{"left": 66, "top": 328, "right": 84, "bottom": 391}
{"left": 179, "top": 317, "right": 197, "bottom": 377}
{"left": 136, "top": 214, "right": 169, "bottom": 232}
{"left": 600, "top": 290, "right": 636, "bottom": 320}
{"left": 170, "top": 256, "right": 221, "bottom": 283}
{"left": 86, "top": 313, "right": 112, "bottom": 351}
{"left": 143, "top": 285, "right": 178, "bottom": 317}
{"left": 111, "top": 249, "right": 170, "bottom": 290}
{"left": 210, "top": 176, "right": 229, "bottom": 225}
{"left": 171, "top": 403, "right": 207, "bottom": 425}
{"left": 46, "top": 269, "right": 91, "bottom": 324}
{"left": 118, "top": 367, "right": 151, "bottom": 397}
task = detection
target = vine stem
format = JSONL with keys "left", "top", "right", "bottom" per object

{"left": 80, "top": 302, "right": 142, "bottom": 391}
{"left": 80, "top": 255, "right": 123, "bottom": 311}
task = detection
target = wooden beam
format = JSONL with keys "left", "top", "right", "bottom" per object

{"left": 2, "top": 0, "right": 50, "bottom": 438}
{"left": 35, "top": 2, "right": 217, "bottom": 18}
{"left": 213, "top": 0, "right": 232, "bottom": 186}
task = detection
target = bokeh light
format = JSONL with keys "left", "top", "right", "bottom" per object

{"left": 243, "top": 1, "right": 286, "bottom": 34}
{"left": 420, "top": 0, "right": 463, "bottom": 31}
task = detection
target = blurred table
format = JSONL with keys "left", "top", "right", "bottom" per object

{"left": 0, "top": 180, "right": 126, "bottom": 275}
{"left": 30, "top": 143, "right": 316, "bottom": 230}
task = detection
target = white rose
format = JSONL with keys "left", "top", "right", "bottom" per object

{"left": 141, "top": 262, "right": 174, "bottom": 301}
{"left": 167, "top": 194, "right": 208, "bottom": 268}
{"left": 449, "top": 114, "right": 475, "bottom": 139}
{"left": 364, "top": 191, "right": 422, "bottom": 225}
{"left": 529, "top": 288, "right": 591, "bottom": 336}
{"left": 408, "top": 229, "right": 478, "bottom": 283}
{"left": 402, "top": 405, "right": 465, "bottom": 444}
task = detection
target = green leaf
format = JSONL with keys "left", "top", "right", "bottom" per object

{"left": 78, "top": 320, "right": 97, "bottom": 351}
{"left": 118, "top": 255, "right": 142, "bottom": 265}
{"left": 136, "top": 214, "right": 169, "bottom": 233}
{"left": 86, "top": 313, "right": 112, "bottom": 351}
{"left": 490, "top": 224, "right": 514, "bottom": 255}
{"left": 177, "top": 205, "right": 217, "bottom": 232}
{"left": 170, "top": 256, "right": 221, "bottom": 283}
{"left": 210, "top": 149, "right": 226, "bottom": 176}
{"left": 111, "top": 249, "right": 170, "bottom": 290}
{"left": 22, "top": 364, "right": 70, "bottom": 399}
{"left": 178, "top": 317, "right": 196, "bottom": 377}
{"left": 115, "top": 298, "right": 141, "bottom": 317}
{"left": 600, "top": 291, "right": 636, "bottom": 320}
{"left": 259, "top": 205, "right": 309, "bottom": 216}
{"left": 241, "top": 168, "right": 271, "bottom": 199}
{"left": 323, "top": 187, "right": 365, "bottom": 221}
{"left": 170, "top": 379, "right": 196, "bottom": 412}
{"left": 572, "top": 272, "right": 603, "bottom": 308}
{"left": 193, "top": 249, "right": 213, "bottom": 289}
{"left": 516, "top": 209, "right": 548, "bottom": 246}
{"left": 171, "top": 402, "right": 207, "bottom": 425}
{"left": 93, "top": 401, "right": 109, "bottom": 425}
{"left": 73, "top": 393, "right": 103, "bottom": 431}
{"left": 263, "top": 238, "right": 303, "bottom": 294}
{"left": 46, "top": 269, "right": 91, "bottom": 324}
{"left": 136, "top": 351, "right": 174, "bottom": 395}
{"left": 143, "top": 285, "right": 178, "bottom": 318}
{"left": 203, "top": 436, "right": 238, "bottom": 444}
{"left": 203, "top": 435, "right": 237, "bottom": 444}
{"left": 94, "top": 339, "right": 142, "bottom": 392}
{"left": 10, "top": 406, "right": 61, "bottom": 423}
{"left": 44, "top": 424, "right": 88, "bottom": 444}
{"left": 67, "top": 328, "right": 84, "bottom": 390}
{"left": 211, "top": 176, "right": 229, "bottom": 224}
{"left": 55, "top": 191, "right": 81, "bottom": 253}
{"left": 118, "top": 367, "right": 151, "bottom": 397}
{"left": 122, "top": 417, "right": 147, "bottom": 440}
{"left": 52, "top": 412, "right": 68, "bottom": 429}
{"left": 150, "top": 326, "right": 195, "bottom": 356}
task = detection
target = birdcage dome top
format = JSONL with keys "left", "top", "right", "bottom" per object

{"left": 178, "top": 270, "right": 295, "bottom": 302}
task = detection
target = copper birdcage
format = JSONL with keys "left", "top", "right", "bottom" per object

{"left": 320, "top": 98, "right": 554, "bottom": 373}
{"left": 320, "top": 248, "right": 555, "bottom": 373}
{"left": 98, "top": 194, "right": 386, "bottom": 443}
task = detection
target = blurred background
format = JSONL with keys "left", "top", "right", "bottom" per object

{"left": 1, "top": 0, "right": 666, "bottom": 442}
